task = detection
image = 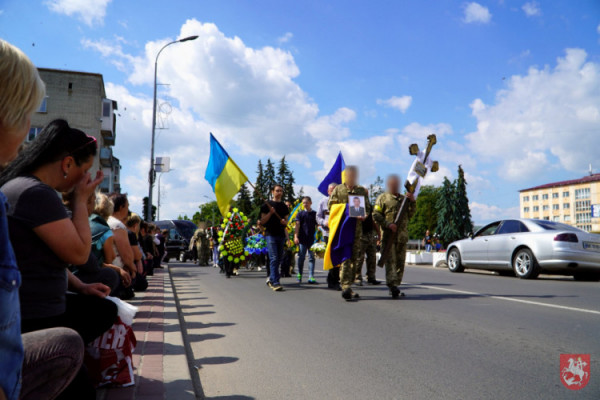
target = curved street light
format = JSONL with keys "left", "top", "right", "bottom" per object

{"left": 147, "top": 35, "right": 198, "bottom": 221}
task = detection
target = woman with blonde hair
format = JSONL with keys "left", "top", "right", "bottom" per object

{"left": 0, "top": 40, "right": 83, "bottom": 400}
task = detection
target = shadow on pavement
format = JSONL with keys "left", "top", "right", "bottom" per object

{"left": 196, "top": 356, "right": 239, "bottom": 366}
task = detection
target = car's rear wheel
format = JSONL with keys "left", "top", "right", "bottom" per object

{"left": 447, "top": 248, "right": 464, "bottom": 273}
{"left": 573, "top": 272, "right": 600, "bottom": 282}
{"left": 512, "top": 248, "right": 540, "bottom": 279}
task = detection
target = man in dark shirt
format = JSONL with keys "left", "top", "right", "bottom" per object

{"left": 259, "top": 184, "right": 289, "bottom": 291}
{"left": 294, "top": 196, "right": 318, "bottom": 284}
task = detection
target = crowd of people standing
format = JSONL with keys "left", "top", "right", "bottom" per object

{"left": 0, "top": 39, "right": 168, "bottom": 400}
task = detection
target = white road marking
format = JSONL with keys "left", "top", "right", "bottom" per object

{"left": 408, "top": 284, "right": 600, "bottom": 316}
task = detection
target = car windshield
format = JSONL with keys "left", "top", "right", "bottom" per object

{"left": 173, "top": 221, "right": 197, "bottom": 239}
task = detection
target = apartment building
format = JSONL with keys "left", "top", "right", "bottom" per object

{"left": 519, "top": 174, "right": 600, "bottom": 232}
{"left": 30, "top": 68, "right": 121, "bottom": 193}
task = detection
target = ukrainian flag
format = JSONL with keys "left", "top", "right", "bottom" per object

{"left": 287, "top": 201, "right": 304, "bottom": 223}
{"left": 323, "top": 204, "right": 356, "bottom": 270}
{"left": 317, "top": 152, "right": 346, "bottom": 196}
{"left": 205, "top": 133, "right": 249, "bottom": 217}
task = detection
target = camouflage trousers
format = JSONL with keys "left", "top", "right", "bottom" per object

{"left": 355, "top": 234, "right": 377, "bottom": 281}
{"left": 197, "top": 243, "right": 210, "bottom": 265}
{"left": 340, "top": 235, "right": 364, "bottom": 290}
{"left": 380, "top": 233, "right": 407, "bottom": 288}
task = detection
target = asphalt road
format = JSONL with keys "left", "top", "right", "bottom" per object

{"left": 169, "top": 260, "right": 600, "bottom": 400}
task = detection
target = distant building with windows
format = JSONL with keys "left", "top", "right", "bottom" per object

{"left": 519, "top": 174, "right": 600, "bottom": 232}
{"left": 30, "top": 68, "right": 121, "bottom": 193}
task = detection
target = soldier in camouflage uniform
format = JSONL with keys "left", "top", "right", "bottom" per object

{"left": 355, "top": 213, "right": 381, "bottom": 285}
{"left": 328, "top": 166, "right": 370, "bottom": 301}
{"left": 193, "top": 228, "right": 211, "bottom": 266}
{"left": 373, "top": 175, "right": 416, "bottom": 298}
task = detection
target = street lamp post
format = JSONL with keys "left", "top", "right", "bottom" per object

{"left": 147, "top": 35, "right": 198, "bottom": 221}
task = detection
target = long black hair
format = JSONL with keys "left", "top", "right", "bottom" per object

{"left": 0, "top": 119, "right": 97, "bottom": 187}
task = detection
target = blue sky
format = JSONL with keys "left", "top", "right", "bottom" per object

{"left": 1, "top": 0, "right": 599, "bottom": 222}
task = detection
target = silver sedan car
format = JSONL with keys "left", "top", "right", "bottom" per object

{"left": 446, "top": 219, "right": 600, "bottom": 281}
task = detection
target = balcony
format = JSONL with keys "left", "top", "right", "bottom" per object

{"left": 101, "top": 99, "right": 117, "bottom": 146}
{"left": 99, "top": 147, "right": 113, "bottom": 167}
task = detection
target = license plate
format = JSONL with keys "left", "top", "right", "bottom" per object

{"left": 582, "top": 241, "right": 600, "bottom": 252}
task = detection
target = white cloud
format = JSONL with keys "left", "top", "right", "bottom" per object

{"left": 85, "top": 20, "right": 364, "bottom": 218}
{"left": 522, "top": 2, "right": 541, "bottom": 17}
{"left": 470, "top": 202, "right": 520, "bottom": 223}
{"left": 86, "top": 20, "right": 356, "bottom": 160}
{"left": 467, "top": 48, "right": 600, "bottom": 182}
{"left": 45, "top": 0, "right": 111, "bottom": 26}
{"left": 377, "top": 95, "right": 412, "bottom": 113}
{"left": 277, "top": 32, "right": 293, "bottom": 44}
{"left": 463, "top": 2, "right": 491, "bottom": 24}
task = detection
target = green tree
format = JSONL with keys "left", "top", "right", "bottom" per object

{"left": 455, "top": 165, "right": 474, "bottom": 237}
{"left": 236, "top": 183, "right": 253, "bottom": 215}
{"left": 264, "top": 158, "right": 276, "bottom": 198}
{"left": 177, "top": 214, "right": 190, "bottom": 221}
{"left": 197, "top": 201, "right": 221, "bottom": 225}
{"left": 436, "top": 177, "right": 460, "bottom": 247}
{"left": 408, "top": 185, "right": 441, "bottom": 239}
{"left": 297, "top": 186, "right": 304, "bottom": 199}
{"left": 276, "top": 156, "right": 296, "bottom": 202}
{"left": 252, "top": 159, "right": 266, "bottom": 208}
{"left": 142, "top": 196, "right": 157, "bottom": 221}
{"left": 368, "top": 176, "right": 384, "bottom": 205}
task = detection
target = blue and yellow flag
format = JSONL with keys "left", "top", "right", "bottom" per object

{"left": 318, "top": 152, "right": 346, "bottom": 196}
{"left": 323, "top": 204, "right": 356, "bottom": 270}
{"left": 204, "top": 133, "right": 249, "bottom": 217}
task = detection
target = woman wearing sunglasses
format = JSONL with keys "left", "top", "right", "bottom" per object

{"left": 0, "top": 118, "right": 118, "bottom": 399}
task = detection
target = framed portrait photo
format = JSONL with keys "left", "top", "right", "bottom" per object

{"left": 348, "top": 195, "right": 366, "bottom": 218}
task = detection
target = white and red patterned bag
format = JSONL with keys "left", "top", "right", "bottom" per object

{"left": 85, "top": 297, "right": 138, "bottom": 387}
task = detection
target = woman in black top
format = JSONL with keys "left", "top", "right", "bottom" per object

{"left": 0, "top": 119, "right": 118, "bottom": 399}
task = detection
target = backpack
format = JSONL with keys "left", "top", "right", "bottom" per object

{"left": 90, "top": 214, "right": 112, "bottom": 264}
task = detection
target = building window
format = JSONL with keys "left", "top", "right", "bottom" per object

{"left": 27, "top": 127, "right": 42, "bottom": 141}
{"left": 575, "top": 200, "right": 591, "bottom": 212}
{"left": 37, "top": 97, "right": 48, "bottom": 113}
{"left": 552, "top": 193, "right": 559, "bottom": 199}
{"left": 563, "top": 191, "right": 570, "bottom": 198}
{"left": 563, "top": 203, "right": 570, "bottom": 209}
{"left": 542, "top": 194, "right": 549, "bottom": 200}
{"left": 543, "top": 216, "right": 550, "bottom": 220}
{"left": 523, "top": 207, "right": 530, "bottom": 213}
{"left": 102, "top": 99, "right": 112, "bottom": 118}
{"left": 576, "top": 213, "right": 592, "bottom": 224}
{"left": 575, "top": 188, "right": 590, "bottom": 199}
{"left": 552, "top": 204, "right": 559, "bottom": 210}
{"left": 577, "top": 224, "right": 592, "bottom": 232}
{"left": 532, "top": 195, "right": 539, "bottom": 201}
{"left": 564, "top": 215, "right": 571, "bottom": 222}
{"left": 533, "top": 206, "right": 539, "bottom": 212}
{"left": 553, "top": 216, "right": 560, "bottom": 222}
{"left": 522, "top": 196, "right": 529, "bottom": 202}
{"left": 542, "top": 205, "right": 549, "bottom": 211}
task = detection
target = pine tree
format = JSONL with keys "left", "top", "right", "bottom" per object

{"left": 436, "top": 178, "right": 460, "bottom": 247}
{"left": 252, "top": 160, "right": 266, "bottom": 208}
{"left": 236, "top": 183, "right": 253, "bottom": 215}
{"left": 264, "top": 158, "right": 276, "bottom": 198}
{"left": 455, "top": 165, "right": 474, "bottom": 237}
{"left": 408, "top": 185, "right": 441, "bottom": 239}
{"left": 285, "top": 170, "right": 296, "bottom": 203}
{"left": 276, "top": 156, "right": 296, "bottom": 202}
{"left": 297, "top": 186, "right": 305, "bottom": 199}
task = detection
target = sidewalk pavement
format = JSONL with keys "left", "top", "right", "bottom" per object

{"left": 97, "top": 267, "right": 196, "bottom": 400}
